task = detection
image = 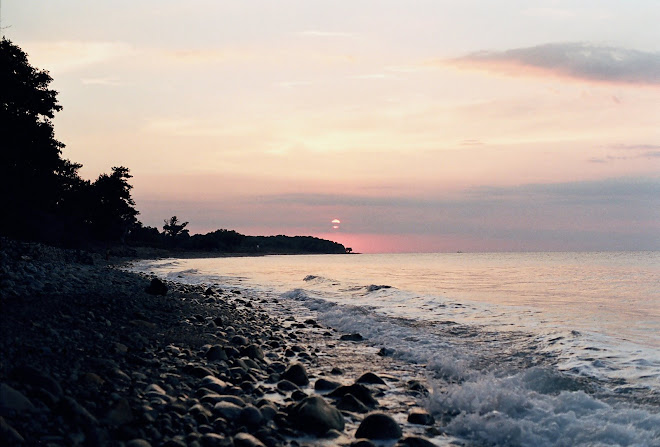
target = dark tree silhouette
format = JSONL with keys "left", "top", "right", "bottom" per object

{"left": 0, "top": 37, "right": 70, "bottom": 237}
{"left": 87, "top": 167, "right": 139, "bottom": 241}
{"left": 163, "top": 216, "right": 189, "bottom": 239}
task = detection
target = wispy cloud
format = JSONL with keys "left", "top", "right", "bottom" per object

{"left": 590, "top": 144, "right": 660, "bottom": 163}
{"left": 81, "top": 76, "right": 123, "bottom": 86}
{"left": 450, "top": 42, "right": 660, "bottom": 85}
{"left": 23, "top": 40, "right": 135, "bottom": 73}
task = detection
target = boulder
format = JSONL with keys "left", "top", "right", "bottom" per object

{"left": 281, "top": 363, "right": 309, "bottom": 386}
{"left": 289, "top": 395, "right": 345, "bottom": 436}
{"left": 336, "top": 394, "right": 369, "bottom": 413}
{"left": 356, "top": 372, "right": 386, "bottom": 385}
{"left": 233, "top": 432, "right": 266, "bottom": 447}
{"left": 315, "top": 378, "right": 342, "bottom": 392}
{"left": 328, "top": 384, "right": 378, "bottom": 408}
{"left": 354, "top": 413, "right": 402, "bottom": 440}
{"left": 407, "top": 409, "right": 435, "bottom": 426}
{"left": 145, "top": 277, "right": 168, "bottom": 295}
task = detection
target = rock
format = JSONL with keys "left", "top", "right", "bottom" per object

{"left": 356, "top": 372, "right": 386, "bottom": 385}
{"left": 0, "top": 416, "right": 24, "bottom": 444}
{"left": 377, "top": 347, "right": 395, "bottom": 357}
{"left": 397, "top": 436, "right": 437, "bottom": 447}
{"left": 126, "top": 439, "right": 152, "bottom": 447}
{"left": 231, "top": 335, "right": 249, "bottom": 346}
{"left": 11, "top": 366, "right": 63, "bottom": 398}
{"left": 289, "top": 395, "right": 345, "bottom": 436}
{"left": 331, "top": 367, "right": 344, "bottom": 375}
{"left": 351, "top": 440, "right": 377, "bottom": 447}
{"left": 145, "top": 383, "right": 168, "bottom": 396}
{"left": 336, "top": 394, "right": 369, "bottom": 413}
{"left": 233, "top": 432, "right": 266, "bottom": 447}
{"left": 213, "top": 401, "right": 243, "bottom": 421}
{"left": 315, "top": 378, "right": 342, "bottom": 391}
{"left": 340, "top": 333, "right": 364, "bottom": 341}
{"left": 355, "top": 413, "right": 402, "bottom": 440}
{"left": 328, "top": 384, "right": 378, "bottom": 408}
{"left": 238, "top": 405, "right": 263, "bottom": 427}
{"left": 407, "top": 409, "right": 435, "bottom": 426}
{"left": 200, "top": 375, "right": 229, "bottom": 394}
{"left": 145, "top": 277, "right": 168, "bottom": 295}
{"left": 105, "top": 398, "right": 134, "bottom": 426}
{"left": 206, "top": 345, "right": 229, "bottom": 362}
{"left": 201, "top": 433, "right": 232, "bottom": 447}
{"left": 277, "top": 380, "right": 300, "bottom": 392}
{"left": 0, "top": 383, "right": 35, "bottom": 413}
{"left": 281, "top": 363, "right": 309, "bottom": 386}
{"left": 242, "top": 344, "right": 264, "bottom": 361}
{"left": 61, "top": 396, "right": 99, "bottom": 427}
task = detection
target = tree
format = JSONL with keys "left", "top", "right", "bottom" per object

{"left": 87, "top": 167, "right": 140, "bottom": 241}
{"left": 163, "top": 216, "right": 189, "bottom": 239}
{"left": 0, "top": 37, "right": 70, "bottom": 237}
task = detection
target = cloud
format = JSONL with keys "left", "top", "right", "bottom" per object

{"left": 451, "top": 42, "right": 660, "bottom": 85}
{"left": 589, "top": 144, "right": 660, "bottom": 163}
{"left": 23, "top": 40, "right": 135, "bottom": 73}
{"left": 81, "top": 76, "right": 123, "bottom": 86}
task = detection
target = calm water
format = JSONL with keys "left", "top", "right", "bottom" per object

{"left": 129, "top": 251, "right": 660, "bottom": 446}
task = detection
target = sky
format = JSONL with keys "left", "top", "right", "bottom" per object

{"left": 4, "top": 1, "right": 660, "bottom": 253}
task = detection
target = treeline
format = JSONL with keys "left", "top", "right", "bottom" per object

{"left": 130, "top": 224, "right": 347, "bottom": 254}
{"left": 0, "top": 38, "right": 346, "bottom": 255}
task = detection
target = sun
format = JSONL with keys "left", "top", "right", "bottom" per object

{"left": 331, "top": 218, "right": 341, "bottom": 230}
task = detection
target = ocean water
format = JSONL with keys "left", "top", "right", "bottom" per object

{"left": 129, "top": 252, "right": 660, "bottom": 446}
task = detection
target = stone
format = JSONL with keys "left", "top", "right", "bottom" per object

{"left": 281, "top": 363, "right": 309, "bottom": 386}
{"left": 277, "top": 380, "right": 299, "bottom": 392}
{"left": 336, "top": 394, "right": 369, "bottom": 413}
{"left": 238, "top": 405, "right": 263, "bottom": 427}
{"left": 0, "top": 416, "right": 24, "bottom": 444}
{"left": 355, "top": 413, "right": 402, "bottom": 440}
{"left": 407, "top": 409, "right": 435, "bottom": 426}
{"left": 356, "top": 372, "right": 386, "bottom": 385}
{"left": 0, "top": 383, "right": 35, "bottom": 413}
{"left": 200, "top": 375, "right": 228, "bottom": 394}
{"left": 61, "top": 396, "right": 99, "bottom": 427}
{"left": 126, "top": 439, "right": 152, "bottom": 447}
{"left": 377, "top": 347, "right": 395, "bottom": 357}
{"left": 206, "top": 345, "right": 229, "bottom": 362}
{"left": 351, "top": 440, "right": 377, "bottom": 447}
{"left": 340, "top": 333, "right": 364, "bottom": 341}
{"left": 105, "top": 398, "right": 134, "bottom": 426}
{"left": 242, "top": 344, "right": 264, "bottom": 361}
{"left": 213, "top": 401, "right": 243, "bottom": 421}
{"left": 11, "top": 366, "right": 63, "bottom": 398}
{"left": 289, "top": 395, "right": 345, "bottom": 436}
{"left": 231, "top": 335, "right": 249, "bottom": 346}
{"left": 201, "top": 432, "right": 232, "bottom": 447}
{"left": 315, "top": 378, "right": 342, "bottom": 392}
{"left": 233, "top": 432, "right": 266, "bottom": 447}
{"left": 145, "top": 277, "right": 168, "bottom": 295}
{"left": 328, "top": 384, "right": 378, "bottom": 408}
{"left": 397, "top": 436, "right": 437, "bottom": 447}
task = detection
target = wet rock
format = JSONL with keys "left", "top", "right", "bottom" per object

{"left": 355, "top": 413, "right": 402, "bottom": 440}
{"left": 242, "top": 344, "right": 264, "bottom": 361}
{"left": 377, "top": 347, "right": 395, "bottom": 357}
{"left": 0, "top": 383, "right": 35, "bottom": 414}
{"left": 356, "top": 372, "right": 386, "bottom": 385}
{"left": 277, "top": 380, "right": 300, "bottom": 392}
{"left": 231, "top": 335, "right": 249, "bottom": 346}
{"left": 331, "top": 367, "right": 344, "bottom": 375}
{"left": 397, "top": 436, "right": 437, "bottom": 447}
{"left": 351, "top": 440, "right": 377, "bottom": 447}
{"left": 289, "top": 395, "right": 345, "bottom": 436}
{"left": 407, "top": 409, "right": 435, "bottom": 426}
{"left": 281, "top": 363, "right": 309, "bottom": 386}
{"left": 340, "top": 333, "right": 364, "bottom": 341}
{"left": 328, "top": 384, "right": 378, "bottom": 408}
{"left": 145, "top": 278, "right": 168, "bottom": 295}
{"left": 315, "top": 378, "right": 342, "bottom": 392}
{"left": 336, "top": 394, "right": 369, "bottom": 413}
{"left": 234, "top": 432, "right": 266, "bottom": 447}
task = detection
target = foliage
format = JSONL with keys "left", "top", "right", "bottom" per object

{"left": 0, "top": 38, "right": 139, "bottom": 244}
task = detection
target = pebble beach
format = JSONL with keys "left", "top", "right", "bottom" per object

{"left": 0, "top": 239, "right": 442, "bottom": 447}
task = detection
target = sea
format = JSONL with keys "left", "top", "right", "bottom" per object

{"left": 128, "top": 251, "right": 660, "bottom": 446}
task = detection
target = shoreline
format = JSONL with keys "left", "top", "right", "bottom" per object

{"left": 0, "top": 239, "right": 441, "bottom": 446}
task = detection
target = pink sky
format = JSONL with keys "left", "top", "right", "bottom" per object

{"left": 5, "top": 1, "right": 660, "bottom": 252}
